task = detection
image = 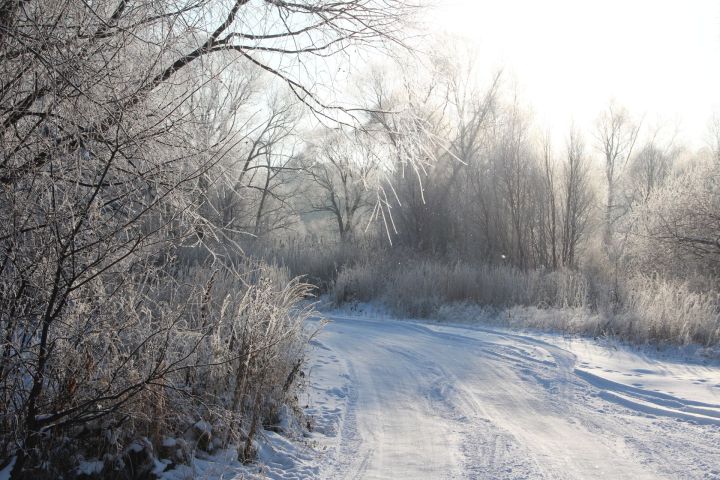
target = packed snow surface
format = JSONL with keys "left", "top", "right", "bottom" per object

{"left": 306, "top": 313, "right": 720, "bottom": 480}
{"left": 163, "top": 311, "right": 720, "bottom": 479}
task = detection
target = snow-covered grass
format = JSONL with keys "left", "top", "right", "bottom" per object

{"left": 247, "top": 237, "right": 377, "bottom": 292}
{"left": 335, "top": 259, "right": 590, "bottom": 315}
{"left": 330, "top": 258, "right": 720, "bottom": 349}
{"left": 616, "top": 275, "right": 720, "bottom": 346}
{"left": 155, "top": 320, "right": 354, "bottom": 480}
{"left": 1, "top": 255, "right": 316, "bottom": 478}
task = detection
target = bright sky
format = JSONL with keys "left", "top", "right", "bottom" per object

{"left": 432, "top": 0, "right": 720, "bottom": 148}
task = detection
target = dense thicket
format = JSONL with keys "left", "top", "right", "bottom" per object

{"left": 0, "top": 0, "right": 417, "bottom": 477}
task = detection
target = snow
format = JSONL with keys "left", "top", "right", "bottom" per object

{"left": 420, "top": 321, "right": 720, "bottom": 423}
{"left": 153, "top": 458, "right": 171, "bottom": 476}
{"left": 307, "top": 312, "right": 720, "bottom": 479}
{"left": 193, "top": 420, "right": 212, "bottom": 435}
{"left": 162, "top": 437, "right": 178, "bottom": 448}
{"left": 126, "top": 440, "right": 146, "bottom": 453}
{"left": 76, "top": 459, "right": 104, "bottom": 476}
{"left": 160, "top": 437, "right": 320, "bottom": 480}
{"left": 159, "top": 307, "right": 720, "bottom": 479}
{"left": 0, "top": 457, "right": 15, "bottom": 480}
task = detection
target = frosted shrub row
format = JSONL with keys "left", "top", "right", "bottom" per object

{"left": 334, "top": 260, "right": 589, "bottom": 315}
{"left": 332, "top": 259, "right": 720, "bottom": 347}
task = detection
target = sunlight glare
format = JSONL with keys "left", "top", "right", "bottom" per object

{"left": 432, "top": 0, "right": 720, "bottom": 146}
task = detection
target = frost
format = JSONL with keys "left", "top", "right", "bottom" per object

{"left": 76, "top": 460, "right": 104, "bottom": 476}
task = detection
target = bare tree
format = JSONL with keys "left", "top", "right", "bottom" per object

{"left": 541, "top": 132, "right": 560, "bottom": 269}
{"left": 595, "top": 102, "right": 641, "bottom": 246}
{"left": 361, "top": 47, "right": 500, "bottom": 253}
{"left": 199, "top": 89, "right": 303, "bottom": 241}
{"left": 707, "top": 113, "right": 720, "bottom": 166}
{"left": 626, "top": 134, "right": 675, "bottom": 206}
{"left": 560, "top": 128, "right": 594, "bottom": 267}
{"left": 303, "top": 129, "right": 379, "bottom": 241}
{"left": 495, "top": 103, "right": 536, "bottom": 268}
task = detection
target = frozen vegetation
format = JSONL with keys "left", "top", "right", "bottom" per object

{"left": 75, "top": 308, "right": 718, "bottom": 479}
{"left": 2, "top": 0, "right": 720, "bottom": 478}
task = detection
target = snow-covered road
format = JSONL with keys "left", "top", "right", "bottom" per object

{"left": 306, "top": 314, "right": 720, "bottom": 480}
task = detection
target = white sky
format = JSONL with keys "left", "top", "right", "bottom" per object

{"left": 432, "top": 0, "right": 720, "bottom": 148}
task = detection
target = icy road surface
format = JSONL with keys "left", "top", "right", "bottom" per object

{"left": 306, "top": 314, "right": 720, "bottom": 480}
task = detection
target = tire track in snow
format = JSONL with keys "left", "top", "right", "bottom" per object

{"left": 306, "top": 315, "right": 720, "bottom": 479}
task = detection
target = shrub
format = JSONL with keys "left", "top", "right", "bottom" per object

{"left": 0, "top": 254, "right": 314, "bottom": 478}
{"left": 335, "top": 258, "right": 590, "bottom": 316}
{"left": 329, "top": 253, "right": 720, "bottom": 347}
{"left": 614, "top": 275, "right": 720, "bottom": 346}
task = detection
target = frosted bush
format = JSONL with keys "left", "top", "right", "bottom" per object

{"left": 337, "top": 259, "right": 590, "bottom": 316}
{"left": 616, "top": 276, "right": 720, "bottom": 346}
{"left": 0, "top": 254, "right": 314, "bottom": 477}
{"left": 330, "top": 255, "right": 719, "bottom": 347}
{"left": 333, "top": 262, "right": 378, "bottom": 304}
